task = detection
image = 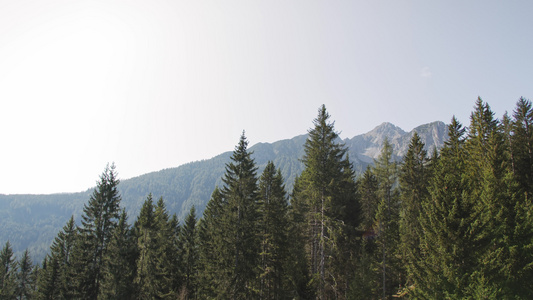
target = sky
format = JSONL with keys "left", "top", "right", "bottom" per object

{"left": 1, "top": 0, "right": 531, "bottom": 194}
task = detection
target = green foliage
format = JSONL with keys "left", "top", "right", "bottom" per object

{"left": 1, "top": 121, "right": 447, "bottom": 263}
{"left": 6, "top": 97, "right": 533, "bottom": 300}
{"left": 219, "top": 132, "right": 261, "bottom": 299}
{"left": 295, "top": 105, "right": 360, "bottom": 299}
{"left": 134, "top": 194, "right": 159, "bottom": 299}
{"left": 197, "top": 187, "right": 227, "bottom": 298}
{"left": 399, "top": 133, "right": 429, "bottom": 287}
{"left": 99, "top": 210, "right": 136, "bottom": 300}
{"left": 258, "top": 161, "right": 290, "bottom": 299}
{"left": 70, "top": 163, "right": 122, "bottom": 299}
{"left": 16, "top": 249, "right": 36, "bottom": 300}
{"left": 36, "top": 216, "right": 76, "bottom": 299}
{"left": 0, "top": 241, "right": 18, "bottom": 299}
{"left": 179, "top": 206, "right": 198, "bottom": 299}
{"left": 372, "top": 138, "right": 401, "bottom": 298}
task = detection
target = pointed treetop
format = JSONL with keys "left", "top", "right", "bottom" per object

{"left": 447, "top": 116, "right": 466, "bottom": 145}
{"left": 310, "top": 104, "right": 336, "bottom": 134}
{"left": 469, "top": 97, "right": 498, "bottom": 141}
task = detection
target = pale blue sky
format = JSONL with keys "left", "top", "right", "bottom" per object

{"left": 1, "top": 0, "right": 531, "bottom": 194}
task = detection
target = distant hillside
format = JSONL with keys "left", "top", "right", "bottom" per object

{"left": 0, "top": 121, "right": 447, "bottom": 261}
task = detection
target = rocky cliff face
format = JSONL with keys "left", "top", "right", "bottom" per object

{"left": 345, "top": 121, "right": 447, "bottom": 164}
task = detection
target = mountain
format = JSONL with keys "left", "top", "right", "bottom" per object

{"left": 345, "top": 121, "right": 446, "bottom": 165}
{"left": 0, "top": 121, "right": 447, "bottom": 261}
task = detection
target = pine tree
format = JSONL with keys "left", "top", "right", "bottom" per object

{"left": 134, "top": 194, "right": 159, "bottom": 299}
{"left": 350, "top": 167, "right": 380, "bottom": 299}
{"left": 510, "top": 97, "right": 533, "bottom": 200}
{"left": 295, "top": 105, "right": 359, "bottom": 299}
{"left": 197, "top": 187, "right": 228, "bottom": 299}
{"left": 418, "top": 117, "right": 484, "bottom": 298}
{"left": 36, "top": 216, "right": 77, "bottom": 300}
{"left": 358, "top": 166, "right": 379, "bottom": 231}
{"left": 258, "top": 161, "right": 290, "bottom": 299}
{"left": 328, "top": 155, "right": 360, "bottom": 299}
{"left": 179, "top": 206, "right": 198, "bottom": 299}
{"left": 479, "top": 98, "right": 533, "bottom": 298}
{"left": 153, "top": 197, "right": 182, "bottom": 298}
{"left": 372, "top": 138, "right": 400, "bottom": 299}
{"left": 70, "top": 163, "right": 122, "bottom": 299}
{"left": 398, "top": 132, "right": 429, "bottom": 290}
{"left": 99, "top": 210, "right": 136, "bottom": 300}
{"left": 35, "top": 257, "right": 58, "bottom": 300}
{"left": 16, "top": 249, "right": 35, "bottom": 300}
{"left": 0, "top": 241, "right": 18, "bottom": 300}
{"left": 220, "top": 132, "right": 260, "bottom": 299}
{"left": 286, "top": 176, "right": 314, "bottom": 299}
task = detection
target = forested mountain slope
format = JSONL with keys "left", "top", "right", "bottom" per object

{"left": 0, "top": 121, "right": 446, "bottom": 260}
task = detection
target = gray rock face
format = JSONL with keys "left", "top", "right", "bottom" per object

{"left": 345, "top": 121, "right": 447, "bottom": 165}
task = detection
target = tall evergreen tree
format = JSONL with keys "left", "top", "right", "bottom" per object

{"left": 506, "top": 98, "right": 533, "bottom": 298}
{"left": 0, "top": 241, "right": 17, "bottom": 300}
{"left": 16, "top": 250, "right": 35, "bottom": 300}
{"left": 473, "top": 98, "right": 533, "bottom": 298}
{"left": 286, "top": 176, "right": 314, "bottom": 299}
{"left": 350, "top": 167, "right": 380, "bottom": 299}
{"left": 35, "top": 258, "right": 58, "bottom": 300}
{"left": 134, "top": 194, "right": 160, "bottom": 299}
{"left": 70, "top": 163, "right": 122, "bottom": 299}
{"left": 220, "top": 132, "right": 260, "bottom": 299}
{"left": 418, "top": 117, "right": 484, "bottom": 298}
{"left": 510, "top": 97, "right": 533, "bottom": 200}
{"left": 372, "top": 138, "right": 400, "bottom": 299}
{"left": 36, "top": 216, "right": 77, "bottom": 300}
{"left": 99, "top": 210, "right": 136, "bottom": 300}
{"left": 197, "top": 187, "right": 228, "bottom": 299}
{"left": 295, "top": 105, "right": 359, "bottom": 299}
{"left": 153, "top": 197, "right": 182, "bottom": 298}
{"left": 179, "top": 206, "right": 198, "bottom": 299}
{"left": 258, "top": 161, "right": 290, "bottom": 299}
{"left": 357, "top": 167, "right": 379, "bottom": 232}
{"left": 398, "top": 132, "right": 429, "bottom": 290}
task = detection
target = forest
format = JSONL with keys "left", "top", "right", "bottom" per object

{"left": 1, "top": 98, "right": 532, "bottom": 299}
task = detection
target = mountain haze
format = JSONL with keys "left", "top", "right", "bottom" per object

{"left": 0, "top": 121, "right": 447, "bottom": 260}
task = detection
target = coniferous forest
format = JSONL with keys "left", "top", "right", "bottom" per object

{"left": 1, "top": 98, "right": 532, "bottom": 299}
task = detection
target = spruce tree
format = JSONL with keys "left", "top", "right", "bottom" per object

{"left": 510, "top": 97, "right": 533, "bottom": 200}
{"left": 286, "top": 176, "right": 313, "bottom": 299}
{"left": 0, "top": 241, "right": 17, "bottom": 300}
{"left": 220, "top": 132, "right": 260, "bottom": 299}
{"left": 134, "top": 194, "right": 159, "bottom": 299}
{"left": 257, "top": 161, "right": 290, "bottom": 299}
{"left": 16, "top": 249, "right": 35, "bottom": 300}
{"left": 372, "top": 138, "right": 400, "bottom": 299}
{"left": 295, "top": 105, "right": 359, "bottom": 298}
{"left": 179, "top": 206, "right": 198, "bottom": 299}
{"left": 358, "top": 166, "right": 379, "bottom": 231}
{"left": 479, "top": 98, "right": 533, "bottom": 298}
{"left": 70, "top": 163, "right": 122, "bottom": 299}
{"left": 418, "top": 117, "right": 484, "bottom": 298}
{"left": 153, "top": 197, "right": 182, "bottom": 298}
{"left": 350, "top": 167, "right": 380, "bottom": 299}
{"left": 36, "top": 216, "right": 77, "bottom": 300}
{"left": 398, "top": 132, "right": 429, "bottom": 290}
{"left": 99, "top": 210, "right": 136, "bottom": 300}
{"left": 197, "top": 187, "right": 228, "bottom": 298}
{"left": 35, "top": 257, "right": 59, "bottom": 300}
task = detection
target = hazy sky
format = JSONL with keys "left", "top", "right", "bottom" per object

{"left": 1, "top": 1, "right": 531, "bottom": 194}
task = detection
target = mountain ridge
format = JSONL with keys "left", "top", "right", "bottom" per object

{"left": 0, "top": 120, "right": 447, "bottom": 260}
